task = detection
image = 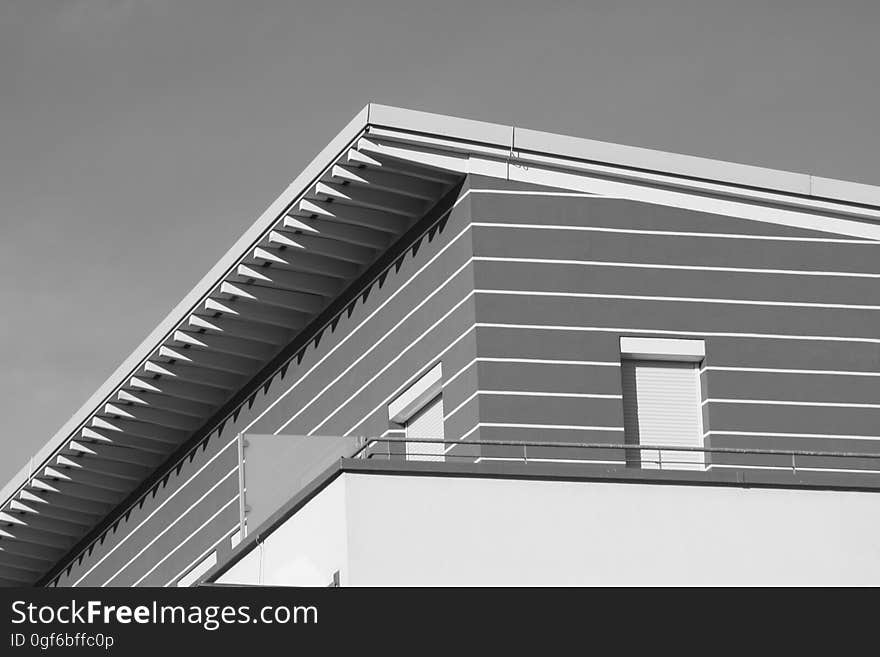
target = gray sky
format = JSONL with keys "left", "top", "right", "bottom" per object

{"left": 2, "top": 0, "right": 879, "bottom": 484}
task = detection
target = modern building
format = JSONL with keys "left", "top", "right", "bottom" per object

{"left": 3, "top": 104, "right": 880, "bottom": 587}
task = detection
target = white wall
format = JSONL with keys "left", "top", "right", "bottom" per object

{"left": 343, "top": 474, "right": 880, "bottom": 586}
{"left": 218, "top": 476, "right": 348, "bottom": 587}
{"left": 219, "top": 472, "right": 880, "bottom": 586}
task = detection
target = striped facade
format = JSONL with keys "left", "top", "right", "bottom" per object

{"left": 53, "top": 171, "right": 880, "bottom": 586}
{"left": 52, "top": 179, "right": 479, "bottom": 586}
{"left": 469, "top": 177, "right": 880, "bottom": 472}
{"left": 5, "top": 104, "right": 880, "bottom": 587}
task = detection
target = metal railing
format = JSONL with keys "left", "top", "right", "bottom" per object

{"left": 350, "top": 436, "right": 880, "bottom": 475}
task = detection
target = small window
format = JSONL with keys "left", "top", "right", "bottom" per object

{"left": 405, "top": 395, "right": 445, "bottom": 461}
{"left": 620, "top": 338, "right": 705, "bottom": 471}
{"left": 388, "top": 364, "right": 445, "bottom": 462}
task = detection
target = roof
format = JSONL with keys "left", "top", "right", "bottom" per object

{"left": 3, "top": 103, "right": 880, "bottom": 586}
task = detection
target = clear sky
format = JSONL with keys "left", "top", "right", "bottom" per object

{"left": 2, "top": 0, "right": 879, "bottom": 484}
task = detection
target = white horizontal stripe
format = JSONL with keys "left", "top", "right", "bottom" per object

{"left": 479, "top": 423, "right": 624, "bottom": 432}
{"left": 242, "top": 190, "right": 473, "bottom": 435}
{"left": 72, "top": 434, "right": 240, "bottom": 586}
{"left": 475, "top": 255, "right": 880, "bottom": 280}
{"left": 341, "top": 325, "right": 476, "bottom": 436}
{"left": 443, "top": 424, "right": 481, "bottom": 454}
{"left": 710, "top": 464, "right": 880, "bottom": 475}
{"left": 475, "top": 323, "right": 880, "bottom": 345}
{"left": 304, "top": 292, "right": 475, "bottom": 435}
{"left": 476, "top": 357, "right": 620, "bottom": 367}
{"left": 476, "top": 288, "right": 880, "bottom": 312}
{"left": 710, "top": 430, "right": 880, "bottom": 442}
{"left": 103, "top": 465, "right": 239, "bottom": 587}
{"left": 706, "top": 398, "right": 880, "bottom": 410}
{"left": 132, "top": 496, "right": 239, "bottom": 587}
{"left": 444, "top": 391, "right": 479, "bottom": 422}
{"left": 707, "top": 366, "right": 880, "bottom": 377}
{"left": 442, "top": 358, "right": 478, "bottom": 392}
{"left": 472, "top": 221, "right": 880, "bottom": 244}
{"left": 481, "top": 390, "right": 622, "bottom": 399}
{"left": 166, "top": 524, "right": 239, "bottom": 587}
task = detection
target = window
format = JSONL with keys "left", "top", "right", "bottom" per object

{"left": 620, "top": 338, "right": 705, "bottom": 471}
{"left": 388, "top": 364, "right": 445, "bottom": 462}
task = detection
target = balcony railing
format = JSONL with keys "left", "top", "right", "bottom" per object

{"left": 352, "top": 436, "right": 880, "bottom": 476}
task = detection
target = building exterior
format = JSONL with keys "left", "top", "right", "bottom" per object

{"left": 3, "top": 104, "right": 880, "bottom": 587}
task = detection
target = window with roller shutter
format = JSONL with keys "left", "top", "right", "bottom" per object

{"left": 619, "top": 338, "right": 706, "bottom": 471}
{"left": 405, "top": 395, "right": 445, "bottom": 462}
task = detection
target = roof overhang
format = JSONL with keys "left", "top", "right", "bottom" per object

{"left": 4, "top": 103, "right": 880, "bottom": 587}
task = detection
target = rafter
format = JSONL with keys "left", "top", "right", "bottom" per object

{"left": 0, "top": 548, "right": 51, "bottom": 572}
{"left": 117, "top": 388, "right": 218, "bottom": 419}
{"left": 0, "top": 525, "right": 78, "bottom": 551}
{"left": 142, "top": 359, "right": 246, "bottom": 391}
{"left": 311, "top": 181, "right": 427, "bottom": 217}
{"left": 236, "top": 263, "right": 342, "bottom": 297}
{"left": 9, "top": 499, "right": 99, "bottom": 527}
{"left": 203, "top": 298, "right": 309, "bottom": 331}
{"left": 67, "top": 440, "right": 167, "bottom": 469}
{"left": 157, "top": 344, "right": 257, "bottom": 376}
{"left": 281, "top": 215, "right": 390, "bottom": 250}
{"left": 187, "top": 314, "right": 293, "bottom": 346}
{"left": 42, "top": 466, "right": 133, "bottom": 494}
{"left": 90, "top": 415, "right": 187, "bottom": 445}
{"left": 268, "top": 229, "right": 377, "bottom": 264}
{"left": 55, "top": 454, "right": 151, "bottom": 482}
{"left": 249, "top": 246, "right": 360, "bottom": 279}
{"left": 294, "top": 199, "right": 411, "bottom": 234}
{"left": 0, "top": 537, "right": 66, "bottom": 562}
{"left": 19, "top": 490, "right": 110, "bottom": 518}
{"left": 346, "top": 147, "right": 462, "bottom": 185}
{"left": 129, "top": 375, "right": 233, "bottom": 406}
{"left": 102, "top": 401, "right": 202, "bottom": 432}
{"left": 330, "top": 164, "right": 443, "bottom": 200}
{"left": 219, "top": 281, "right": 326, "bottom": 315}
{"left": 170, "top": 331, "right": 276, "bottom": 362}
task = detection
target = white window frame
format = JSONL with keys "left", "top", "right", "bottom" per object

{"left": 620, "top": 337, "right": 706, "bottom": 470}
{"left": 388, "top": 364, "right": 445, "bottom": 461}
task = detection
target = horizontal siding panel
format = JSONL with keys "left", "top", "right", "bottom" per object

{"left": 477, "top": 361, "right": 622, "bottom": 395}
{"left": 708, "top": 403, "right": 880, "bottom": 435}
{"left": 472, "top": 226, "right": 880, "bottom": 275}
{"left": 478, "top": 395, "right": 623, "bottom": 428}
{"left": 475, "top": 260, "right": 880, "bottom": 307}
{"left": 705, "top": 338, "right": 880, "bottom": 372}
{"left": 476, "top": 295, "right": 880, "bottom": 341}
{"left": 470, "top": 194, "right": 842, "bottom": 239}
{"left": 475, "top": 326, "right": 620, "bottom": 361}
{"left": 707, "top": 371, "right": 880, "bottom": 405}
